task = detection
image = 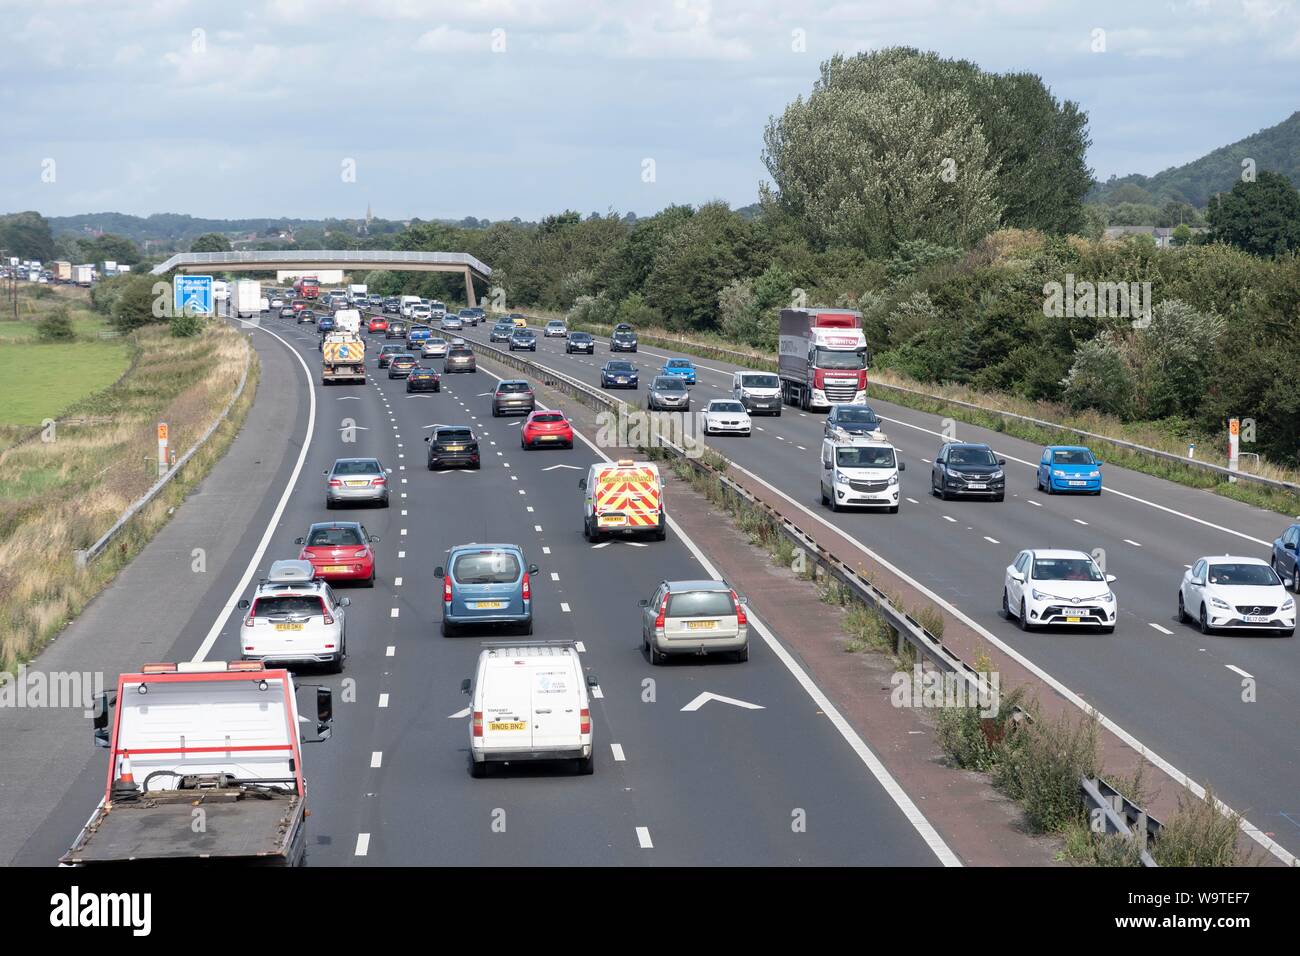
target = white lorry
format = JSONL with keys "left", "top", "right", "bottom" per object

{"left": 73, "top": 264, "right": 93, "bottom": 287}
{"left": 348, "top": 283, "right": 368, "bottom": 303}
{"left": 61, "top": 660, "right": 333, "bottom": 866}
{"left": 230, "top": 279, "right": 263, "bottom": 319}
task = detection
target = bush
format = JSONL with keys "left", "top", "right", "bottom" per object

{"left": 1151, "top": 787, "right": 1245, "bottom": 867}
{"left": 37, "top": 308, "right": 74, "bottom": 341}
{"left": 567, "top": 292, "right": 618, "bottom": 327}
{"left": 615, "top": 292, "right": 660, "bottom": 328}
{"left": 170, "top": 311, "right": 204, "bottom": 338}
{"left": 110, "top": 274, "right": 164, "bottom": 334}
{"left": 993, "top": 708, "right": 1099, "bottom": 833}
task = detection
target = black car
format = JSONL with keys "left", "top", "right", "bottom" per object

{"left": 385, "top": 321, "right": 408, "bottom": 339}
{"left": 298, "top": 309, "right": 316, "bottom": 324}
{"left": 610, "top": 330, "right": 638, "bottom": 352}
{"left": 458, "top": 308, "right": 482, "bottom": 326}
{"left": 491, "top": 380, "right": 535, "bottom": 417}
{"left": 931, "top": 442, "right": 1006, "bottom": 501}
{"left": 508, "top": 329, "right": 537, "bottom": 351}
{"left": 600, "top": 360, "right": 639, "bottom": 389}
{"left": 425, "top": 426, "right": 480, "bottom": 470}
{"left": 406, "top": 368, "right": 441, "bottom": 393}
{"left": 489, "top": 322, "right": 514, "bottom": 343}
{"left": 825, "top": 404, "right": 884, "bottom": 438}
{"left": 387, "top": 354, "right": 419, "bottom": 379}
{"left": 566, "top": 332, "right": 595, "bottom": 354}
{"left": 383, "top": 298, "right": 401, "bottom": 313}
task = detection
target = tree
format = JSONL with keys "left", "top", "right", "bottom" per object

{"left": 81, "top": 233, "right": 142, "bottom": 266}
{"left": 1172, "top": 223, "right": 1193, "bottom": 247}
{"left": 37, "top": 307, "right": 74, "bottom": 341}
{"left": 1061, "top": 333, "right": 1134, "bottom": 417}
{"left": 189, "top": 232, "right": 231, "bottom": 253}
{"left": 0, "top": 211, "right": 55, "bottom": 261}
{"left": 110, "top": 274, "right": 163, "bottom": 333}
{"left": 1206, "top": 170, "right": 1300, "bottom": 257}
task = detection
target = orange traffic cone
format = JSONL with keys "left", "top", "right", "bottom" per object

{"left": 111, "top": 753, "right": 141, "bottom": 802}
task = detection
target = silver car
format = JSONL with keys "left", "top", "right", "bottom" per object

{"left": 640, "top": 580, "right": 749, "bottom": 664}
{"left": 647, "top": 376, "right": 691, "bottom": 411}
{"left": 441, "top": 315, "right": 464, "bottom": 331}
{"left": 422, "top": 337, "right": 449, "bottom": 358}
{"left": 325, "top": 457, "right": 391, "bottom": 508}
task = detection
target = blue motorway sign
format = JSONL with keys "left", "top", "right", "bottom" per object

{"left": 174, "top": 275, "right": 213, "bottom": 315}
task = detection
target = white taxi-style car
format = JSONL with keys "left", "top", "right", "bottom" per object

{"left": 1003, "top": 549, "right": 1117, "bottom": 633}
{"left": 1178, "top": 555, "right": 1295, "bottom": 636}
{"left": 236, "top": 560, "right": 349, "bottom": 671}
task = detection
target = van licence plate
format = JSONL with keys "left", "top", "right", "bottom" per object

{"left": 474, "top": 601, "right": 505, "bottom": 610}
{"left": 599, "top": 515, "right": 627, "bottom": 527}
{"left": 1065, "top": 616, "right": 1081, "bottom": 623}
{"left": 687, "top": 620, "right": 718, "bottom": 630}
{"left": 274, "top": 623, "right": 304, "bottom": 631}
{"left": 489, "top": 721, "right": 526, "bottom": 731}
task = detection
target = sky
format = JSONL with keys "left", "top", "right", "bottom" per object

{"left": 2, "top": 0, "right": 1298, "bottom": 222}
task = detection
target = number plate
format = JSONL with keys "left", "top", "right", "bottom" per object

{"left": 274, "top": 623, "right": 304, "bottom": 631}
{"left": 474, "top": 601, "right": 505, "bottom": 610}
{"left": 967, "top": 482, "right": 987, "bottom": 490}
{"left": 444, "top": 445, "right": 464, "bottom": 451}
{"left": 540, "top": 435, "right": 557, "bottom": 441}
{"left": 1245, "top": 615, "right": 1270, "bottom": 623}
{"left": 488, "top": 721, "right": 526, "bottom": 731}
{"left": 686, "top": 620, "right": 718, "bottom": 630}
{"left": 345, "top": 480, "right": 368, "bottom": 487}
{"left": 1065, "top": 616, "right": 1082, "bottom": 623}
{"left": 599, "top": 515, "right": 627, "bottom": 527}
{"left": 1068, "top": 480, "right": 1086, "bottom": 486}
{"left": 323, "top": 565, "right": 348, "bottom": 574}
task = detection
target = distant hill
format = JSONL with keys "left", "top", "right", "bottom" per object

{"left": 1090, "top": 111, "right": 1300, "bottom": 208}
{"left": 47, "top": 213, "right": 364, "bottom": 243}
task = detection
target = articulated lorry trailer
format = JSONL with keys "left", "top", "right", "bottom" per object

{"left": 777, "top": 307, "right": 869, "bottom": 411}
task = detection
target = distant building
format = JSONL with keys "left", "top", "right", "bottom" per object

{"left": 1103, "top": 225, "right": 1206, "bottom": 248}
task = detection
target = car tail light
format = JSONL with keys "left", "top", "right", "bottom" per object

{"left": 580, "top": 708, "right": 591, "bottom": 734}
{"left": 243, "top": 616, "right": 254, "bottom": 628}
{"left": 472, "top": 712, "right": 483, "bottom": 737}
{"left": 731, "top": 589, "right": 747, "bottom": 626}
{"left": 328, "top": 479, "right": 343, "bottom": 487}
{"left": 443, "top": 577, "right": 453, "bottom": 603}
{"left": 371, "top": 477, "right": 387, "bottom": 486}
{"left": 521, "top": 572, "right": 531, "bottom": 600}
{"left": 655, "top": 596, "right": 668, "bottom": 629}
{"left": 354, "top": 548, "right": 369, "bottom": 558}
{"left": 323, "top": 612, "right": 335, "bottom": 625}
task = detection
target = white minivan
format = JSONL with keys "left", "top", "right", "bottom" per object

{"left": 732, "top": 370, "right": 783, "bottom": 416}
{"left": 462, "top": 643, "right": 597, "bottom": 777}
{"left": 820, "top": 434, "right": 904, "bottom": 512}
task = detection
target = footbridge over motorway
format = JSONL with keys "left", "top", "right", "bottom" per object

{"left": 150, "top": 250, "right": 492, "bottom": 305}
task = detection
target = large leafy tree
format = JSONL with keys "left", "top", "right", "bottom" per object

{"left": 189, "top": 232, "right": 231, "bottom": 252}
{"left": 0, "top": 211, "right": 55, "bottom": 261}
{"left": 1206, "top": 170, "right": 1300, "bottom": 257}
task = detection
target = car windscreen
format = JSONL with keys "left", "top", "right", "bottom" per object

{"left": 607, "top": 362, "right": 634, "bottom": 372}
{"left": 532, "top": 413, "right": 564, "bottom": 424}
{"left": 613, "top": 332, "right": 635, "bottom": 340}
{"left": 333, "top": 460, "right": 381, "bottom": 476}
{"left": 739, "top": 374, "right": 778, "bottom": 388}
{"left": 836, "top": 406, "right": 878, "bottom": 423}
{"left": 498, "top": 382, "right": 531, "bottom": 393}
{"left": 836, "top": 447, "right": 895, "bottom": 468}
{"left": 1032, "top": 558, "right": 1103, "bottom": 582}
{"left": 436, "top": 429, "right": 473, "bottom": 442}
{"left": 667, "top": 590, "right": 735, "bottom": 618}
{"left": 452, "top": 551, "right": 521, "bottom": 584}
{"left": 710, "top": 402, "right": 745, "bottom": 413}
{"left": 667, "top": 360, "right": 691, "bottom": 368}
{"left": 307, "top": 527, "right": 363, "bottom": 547}
{"left": 814, "top": 348, "right": 866, "bottom": 369}
{"left": 570, "top": 333, "right": 592, "bottom": 341}
{"left": 949, "top": 447, "right": 997, "bottom": 466}
{"left": 1207, "top": 564, "right": 1281, "bottom": 587}
{"left": 252, "top": 595, "right": 322, "bottom": 617}
{"left": 448, "top": 348, "right": 473, "bottom": 357}
{"left": 548, "top": 322, "right": 564, "bottom": 327}
{"left": 654, "top": 378, "right": 686, "bottom": 391}
{"left": 1051, "top": 449, "right": 1095, "bottom": 465}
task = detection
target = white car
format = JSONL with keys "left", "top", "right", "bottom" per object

{"left": 1003, "top": 549, "right": 1117, "bottom": 633}
{"left": 462, "top": 643, "right": 596, "bottom": 777}
{"left": 270, "top": 297, "right": 284, "bottom": 309}
{"left": 236, "top": 560, "right": 349, "bottom": 671}
{"left": 700, "top": 399, "right": 751, "bottom": 436}
{"left": 422, "top": 337, "right": 449, "bottom": 358}
{"left": 1179, "top": 556, "right": 1295, "bottom": 636}
{"left": 544, "top": 320, "right": 568, "bottom": 337}
{"left": 409, "top": 304, "right": 432, "bottom": 322}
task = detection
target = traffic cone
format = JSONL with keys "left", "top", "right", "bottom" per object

{"left": 111, "top": 753, "right": 141, "bottom": 802}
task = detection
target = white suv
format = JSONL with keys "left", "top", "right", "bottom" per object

{"left": 237, "top": 560, "right": 349, "bottom": 671}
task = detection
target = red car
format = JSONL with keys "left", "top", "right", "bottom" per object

{"left": 367, "top": 316, "right": 389, "bottom": 334}
{"left": 292, "top": 301, "right": 306, "bottom": 312}
{"left": 294, "top": 521, "right": 378, "bottom": 586}
{"left": 521, "top": 410, "right": 574, "bottom": 449}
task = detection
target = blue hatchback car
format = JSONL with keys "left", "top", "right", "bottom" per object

{"left": 660, "top": 358, "right": 697, "bottom": 385}
{"left": 1036, "top": 445, "right": 1102, "bottom": 494}
{"left": 437, "top": 543, "right": 538, "bottom": 637}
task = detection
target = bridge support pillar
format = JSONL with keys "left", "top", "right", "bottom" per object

{"left": 463, "top": 267, "right": 477, "bottom": 307}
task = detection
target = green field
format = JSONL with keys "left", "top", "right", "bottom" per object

{"left": 0, "top": 339, "right": 132, "bottom": 426}
{"left": 0, "top": 314, "right": 112, "bottom": 343}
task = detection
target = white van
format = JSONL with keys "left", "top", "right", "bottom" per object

{"left": 462, "top": 643, "right": 597, "bottom": 777}
{"left": 820, "top": 434, "right": 904, "bottom": 513}
{"left": 732, "top": 370, "right": 783, "bottom": 416}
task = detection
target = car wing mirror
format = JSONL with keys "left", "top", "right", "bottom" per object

{"left": 638, "top": 598, "right": 649, "bottom": 607}
{"left": 434, "top": 566, "right": 445, "bottom": 578}
{"left": 322, "top": 469, "right": 329, "bottom": 476}
{"left": 578, "top": 478, "right": 587, "bottom": 490}
{"left": 237, "top": 599, "right": 250, "bottom": 610}
{"left": 339, "top": 597, "right": 351, "bottom": 608}
{"left": 294, "top": 537, "right": 305, "bottom": 545}
{"left": 1009, "top": 569, "right": 1025, "bottom": 582}
{"left": 586, "top": 674, "right": 600, "bottom": 688}
{"left": 1105, "top": 574, "right": 1117, "bottom": 584}
{"left": 368, "top": 535, "right": 380, "bottom": 543}
{"left": 460, "top": 678, "right": 471, "bottom": 695}
{"left": 998, "top": 459, "right": 1007, "bottom": 466}
{"left": 898, "top": 461, "right": 906, "bottom": 471}
{"left": 528, "top": 564, "right": 539, "bottom": 575}
{"left": 91, "top": 692, "right": 115, "bottom": 749}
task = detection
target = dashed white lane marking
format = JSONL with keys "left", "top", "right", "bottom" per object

{"left": 1149, "top": 623, "right": 1173, "bottom": 635}
{"left": 518, "top": 489, "right": 526, "bottom": 495}
{"left": 797, "top": 445, "right": 806, "bottom": 451}
{"left": 401, "top": 509, "right": 408, "bottom": 515}
{"left": 370, "top": 751, "right": 383, "bottom": 768}
{"left": 906, "top": 497, "right": 919, "bottom": 504}
{"left": 398, "top": 550, "right": 405, "bottom": 558}
{"left": 355, "top": 833, "right": 370, "bottom": 856}
{"left": 511, "top": 475, "right": 518, "bottom": 481}
{"left": 394, "top": 577, "right": 403, "bottom": 587}
{"left": 561, "top": 602, "right": 571, "bottom": 612}
{"left": 386, "top": 646, "right": 395, "bottom": 656}
{"left": 575, "top": 641, "right": 585, "bottom": 652}
{"left": 378, "top": 694, "right": 390, "bottom": 708}
{"left": 591, "top": 684, "right": 604, "bottom": 698}
{"left": 542, "top": 546, "right": 551, "bottom": 554}
{"left": 1073, "top": 518, "right": 1088, "bottom": 526}
{"left": 550, "top": 571, "right": 559, "bottom": 581}
{"left": 983, "top": 536, "right": 1000, "bottom": 544}
{"left": 1226, "top": 664, "right": 1254, "bottom": 679}
{"left": 1124, "top": 539, "right": 1142, "bottom": 547}
{"left": 527, "top": 506, "right": 535, "bottom": 513}
{"left": 636, "top": 827, "right": 653, "bottom": 848}
{"left": 400, "top": 528, "right": 407, "bottom": 535}
{"left": 534, "top": 524, "right": 543, "bottom": 532}
{"left": 1027, "top": 499, "right": 1042, "bottom": 507}
{"left": 611, "top": 744, "right": 626, "bottom": 761}
{"left": 943, "top": 515, "right": 956, "bottom": 523}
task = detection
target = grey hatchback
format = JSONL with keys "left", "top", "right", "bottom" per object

{"left": 325, "top": 457, "right": 391, "bottom": 508}
{"left": 491, "top": 380, "right": 535, "bottom": 417}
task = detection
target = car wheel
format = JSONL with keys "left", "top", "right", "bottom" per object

{"left": 829, "top": 495, "right": 840, "bottom": 512}
{"left": 491, "top": 407, "right": 499, "bottom": 417}
{"left": 441, "top": 619, "right": 457, "bottom": 638}
{"left": 821, "top": 488, "right": 830, "bottom": 507}
{"left": 522, "top": 618, "right": 534, "bottom": 636}
{"left": 1198, "top": 605, "right": 1213, "bottom": 635}
{"left": 325, "top": 499, "right": 335, "bottom": 510}
{"left": 326, "top": 651, "right": 344, "bottom": 674}
{"left": 1002, "top": 588, "right": 1010, "bottom": 617}
{"left": 649, "top": 642, "right": 664, "bottom": 665}
{"left": 576, "top": 751, "right": 595, "bottom": 775}
{"left": 1019, "top": 599, "right": 1032, "bottom": 631}
{"left": 364, "top": 570, "right": 376, "bottom": 588}
{"left": 1177, "top": 591, "right": 1188, "bottom": 623}
{"left": 653, "top": 522, "right": 667, "bottom": 541}
{"left": 735, "top": 643, "right": 749, "bottom": 663}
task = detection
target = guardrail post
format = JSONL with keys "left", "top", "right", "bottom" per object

{"left": 73, "top": 549, "right": 88, "bottom": 571}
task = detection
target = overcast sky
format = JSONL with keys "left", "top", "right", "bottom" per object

{"left": 2, "top": 0, "right": 1298, "bottom": 222}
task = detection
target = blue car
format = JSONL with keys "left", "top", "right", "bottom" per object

{"left": 1036, "top": 445, "right": 1102, "bottom": 495}
{"left": 317, "top": 316, "right": 336, "bottom": 333}
{"left": 437, "top": 543, "right": 538, "bottom": 637}
{"left": 659, "top": 358, "right": 696, "bottom": 385}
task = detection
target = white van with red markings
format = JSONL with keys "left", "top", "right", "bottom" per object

{"left": 578, "top": 459, "right": 666, "bottom": 542}
{"left": 462, "top": 643, "right": 598, "bottom": 777}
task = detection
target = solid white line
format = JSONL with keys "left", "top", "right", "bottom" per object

{"left": 1148, "top": 623, "right": 1173, "bottom": 635}
{"left": 370, "top": 751, "right": 382, "bottom": 768}
{"left": 1226, "top": 664, "right": 1254, "bottom": 679}
{"left": 1073, "top": 518, "right": 1088, "bottom": 526}
{"left": 636, "top": 826, "right": 653, "bottom": 849}
{"left": 355, "top": 833, "right": 370, "bottom": 856}
{"left": 611, "top": 743, "right": 626, "bottom": 761}
{"left": 194, "top": 324, "right": 317, "bottom": 662}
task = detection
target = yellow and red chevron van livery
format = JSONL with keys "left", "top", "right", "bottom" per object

{"left": 582, "top": 459, "right": 667, "bottom": 542}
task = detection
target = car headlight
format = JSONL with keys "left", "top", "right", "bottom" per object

{"left": 1099, "top": 591, "right": 1115, "bottom": 604}
{"left": 834, "top": 472, "right": 850, "bottom": 485}
{"left": 1283, "top": 597, "right": 1295, "bottom": 611}
{"left": 1209, "top": 596, "right": 1231, "bottom": 610}
{"left": 1052, "top": 469, "right": 1066, "bottom": 477}
{"left": 1031, "top": 589, "right": 1051, "bottom": 601}
{"left": 990, "top": 470, "right": 1004, "bottom": 480}
{"left": 887, "top": 474, "right": 898, "bottom": 485}
{"left": 1088, "top": 470, "right": 1100, "bottom": 478}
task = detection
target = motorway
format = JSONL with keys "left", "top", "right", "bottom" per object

{"left": 460, "top": 318, "right": 1300, "bottom": 862}
{"left": 13, "top": 312, "right": 951, "bottom": 866}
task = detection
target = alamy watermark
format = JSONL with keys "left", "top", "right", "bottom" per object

{"left": 890, "top": 665, "right": 1000, "bottom": 717}
{"left": 0, "top": 666, "right": 105, "bottom": 714}
{"left": 1043, "top": 274, "right": 1152, "bottom": 328}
